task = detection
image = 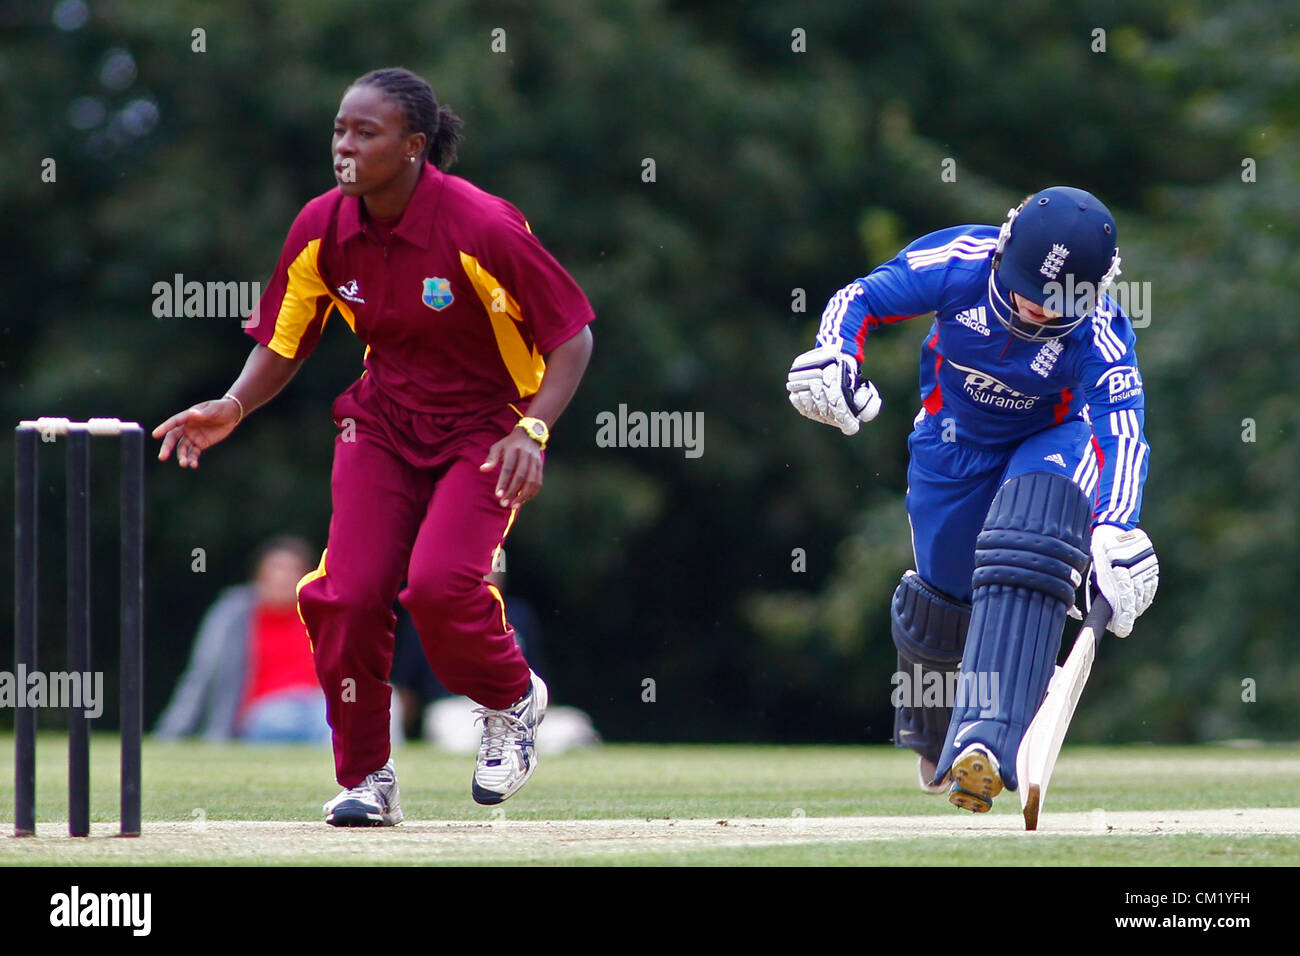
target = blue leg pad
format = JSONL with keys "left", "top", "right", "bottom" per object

{"left": 934, "top": 472, "right": 1092, "bottom": 790}
{"left": 890, "top": 572, "right": 971, "bottom": 765}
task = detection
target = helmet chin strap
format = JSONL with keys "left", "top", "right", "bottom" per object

{"left": 1098, "top": 249, "right": 1123, "bottom": 299}
{"left": 989, "top": 203, "right": 1024, "bottom": 270}
{"left": 987, "top": 268, "right": 1018, "bottom": 326}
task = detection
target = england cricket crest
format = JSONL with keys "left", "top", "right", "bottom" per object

{"left": 422, "top": 276, "right": 454, "bottom": 311}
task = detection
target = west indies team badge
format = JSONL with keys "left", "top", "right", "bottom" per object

{"left": 421, "top": 276, "right": 454, "bottom": 310}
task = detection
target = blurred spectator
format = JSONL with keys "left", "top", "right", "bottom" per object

{"left": 154, "top": 536, "right": 330, "bottom": 744}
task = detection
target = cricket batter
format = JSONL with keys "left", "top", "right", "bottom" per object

{"left": 786, "top": 187, "right": 1159, "bottom": 811}
{"left": 155, "top": 68, "right": 595, "bottom": 825}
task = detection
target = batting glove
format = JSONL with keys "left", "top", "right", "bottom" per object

{"left": 786, "top": 344, "right": 882, "bottom": 436}
{"left": 1089, "top": 524, "right": 1159, "bottom": 638}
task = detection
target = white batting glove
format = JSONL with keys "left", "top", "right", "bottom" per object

{"left": 786, "top": 344, "right": 882, "bottom": 436}
{"left": 1090, "top": 525, "right": 1159, "bottom": 638}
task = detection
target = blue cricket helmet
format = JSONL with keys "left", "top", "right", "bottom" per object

{"left": 987, "top": 186, "right": 1122, "bottom": 341}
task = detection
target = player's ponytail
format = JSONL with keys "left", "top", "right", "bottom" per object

{"left": 350, "top": 67, "right": 464, "bottom": 171}
{"left": 429, "top": 104, "right": 464, "bottom": 171}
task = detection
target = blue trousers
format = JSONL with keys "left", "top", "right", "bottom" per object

{"left": 905, "top": 412, "right": 1098, "bottom": 604}
{"left": 239, "top": 688, "right": 332, "bottom": 745}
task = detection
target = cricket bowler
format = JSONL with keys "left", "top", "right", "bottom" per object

{"left": 786, "top": 186, "right": 1159, "bottom": 811}
{"left": 154, "top": 68, "right": 595, "bottom": 825}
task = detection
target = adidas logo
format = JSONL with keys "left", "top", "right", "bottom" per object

{"left": 1043, "top": 453, "right": 1066, "bottom": 468}
{"left": 954, "top": 306, "right": 990, "bottom": 337}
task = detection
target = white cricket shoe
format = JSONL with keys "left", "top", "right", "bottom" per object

{"left": 471, "top": 670, "right": 548, "bottom": 805}
{"left": 948, "top": 744, "right": 1004, "bottom": 813}
{"left": 323, "top": 758, "right": 403, "bottom": 827}
{"left": 918, "top": 755, "right": 951, "bottom": 795}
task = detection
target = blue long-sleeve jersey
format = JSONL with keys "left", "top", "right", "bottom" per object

{"left": 817, "top": 225, "right": 1150, "bottom": 530}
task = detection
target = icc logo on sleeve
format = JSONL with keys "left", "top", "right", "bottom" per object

{"left": 422, "top": 277, "right": 454, "bottom": 311}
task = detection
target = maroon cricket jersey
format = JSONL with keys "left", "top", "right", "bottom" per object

{"left": 247, "top": 163, "right": 594, "bottom": 414}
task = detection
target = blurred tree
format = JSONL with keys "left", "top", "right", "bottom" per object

{"left": 1, "top": 0, "right": 1294, "bottom": 744}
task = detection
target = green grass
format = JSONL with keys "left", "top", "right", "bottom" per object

{"left": 1, "top": 736, "right": 1298, "bottom": 865}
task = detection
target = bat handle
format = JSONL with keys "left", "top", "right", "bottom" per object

{"left": 1084, "top": 592, "right": 1112, "bottom": 645}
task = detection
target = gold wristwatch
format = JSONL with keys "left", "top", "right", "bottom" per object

{"left": 516, "top": 416, "right": 549, "bottom": 450}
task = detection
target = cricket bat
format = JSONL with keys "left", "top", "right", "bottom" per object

{"left": 1017, "top": 594, "right": 1112, "bottom": 831}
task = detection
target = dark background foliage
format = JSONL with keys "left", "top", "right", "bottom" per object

{"left": 2, "top": 0, "right": 1296, "bottom": 743}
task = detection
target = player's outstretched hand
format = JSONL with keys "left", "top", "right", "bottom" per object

{"left": 786, "top": 344, "right": 882, "bottom": 436}
{"left": 152, "top": 398, "right": 242, "bottom": 469}
{"left": 1090, "top": 525, "right": 1159, "bottom": 637}
{"left": 481, "top": 427, "right": 544, "bottom": 510}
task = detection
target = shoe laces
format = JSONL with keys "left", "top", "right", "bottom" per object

{"left": 473, "top": 707, "right": 529, "bottom": 762}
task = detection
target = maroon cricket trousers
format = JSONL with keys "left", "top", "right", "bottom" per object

{"left": 297, "top": 374, "right": 532, "bottom": 787}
